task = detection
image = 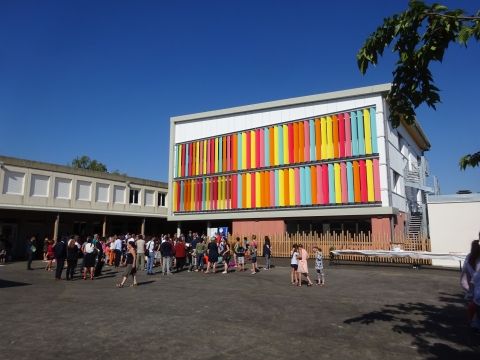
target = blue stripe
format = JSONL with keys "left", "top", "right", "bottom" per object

{"left": 370, "top": 107, "right": 378, "bottom": 153}
{"left": 328, "top": 164, "right": 335, "bottom": 204}
{"left": 350, "top": 112, "right": 358, "bottom": 156}
{"left": 305, "top": 166, "right": 312, "bottom": 205}
{"left": 218, "top": 137, "right": 223, "bottom": 172}
{"left": 347, "top": 162, "right": 354, "bottom": 203}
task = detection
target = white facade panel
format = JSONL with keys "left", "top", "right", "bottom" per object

{"left": 2, "top": 170, "right": 25, "bottom": 195}
{"left": 30, "top": 174, "right": 49, "bottom": 197}
{"left": 174, "top": 95, "right": 384, "bottom": 143}
{"left": 144, "top": 190, "right": 154, "bottom": 207}
{"left": 96, "top": 183, "right": 110, "bottom": 203}
{"left": 113, "top": 185, "right": 126, "bottom": 204}
{"left": 54, "top": 178, "right": 71, "bottom": 199}
{"left": 76, "top": 180, "right": 91, "bottom": 201}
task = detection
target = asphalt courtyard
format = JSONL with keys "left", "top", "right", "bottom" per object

{"left": 0, "top": 259, "right": 478, "bottom": 360}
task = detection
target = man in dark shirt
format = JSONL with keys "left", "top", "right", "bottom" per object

{"left": 160, "top": 239, "right": 173, "bottom": 275}
{"left": 54, "top": 237, "right": 67, "bottom": 280}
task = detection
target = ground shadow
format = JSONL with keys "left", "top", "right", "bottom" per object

{"left": 343, "top": 292, "right": 479, "bottom": 359}
{"left": 0, "top": 279, "right": 31, "bottom": 288}
{"left": 136, "top": 280, "right": 155, "bottom": 286}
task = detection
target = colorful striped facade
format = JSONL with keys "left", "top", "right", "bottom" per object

{"left": 172, "top": 107, "right": 380, "bottom": 213}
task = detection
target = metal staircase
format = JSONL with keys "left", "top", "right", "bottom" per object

{"left": 407, "top": 212, "right": 423, "bottom": 238}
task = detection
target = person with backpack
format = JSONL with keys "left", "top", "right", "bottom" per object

{"left": 234, "top": 238, "right": 246, "bottom": 272}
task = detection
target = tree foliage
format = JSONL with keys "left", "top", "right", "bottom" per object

{"left": 357, "top": 0, "right": 480, "bottom": 169}
{"left": 71, "top": 155, "right": 108, "bottom": 172}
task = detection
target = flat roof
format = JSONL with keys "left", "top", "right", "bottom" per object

{"left": 171, "top": 83, "right": 392, "bottom": 123}
{"left": 428, "top": 193, "right": 480, "bottom": 204}
{"left": 0, "top": 155, "right": 167, "bottom": 189}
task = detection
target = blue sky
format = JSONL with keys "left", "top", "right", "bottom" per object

{"left": 0, "top": 0, "right": 478, "bottom": 194}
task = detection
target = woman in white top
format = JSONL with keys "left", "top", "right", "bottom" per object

{"left": 82, "top": 237, "right": 96, "bottom": 280}
{"left": 290, "top": 244, "right": 299, "bottom": 285}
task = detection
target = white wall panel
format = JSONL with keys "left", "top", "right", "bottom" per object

{"left": 2, "top": 170, "right": 25, "bottom": 195}
{"left": 113, "top": 185, "right": 126, "bottom": 204}
{"left": 54, "top": 178, "right": 71, "bottom": 199}
{"left": 76, "top": 180, "right": 91, "bottom": 201}
{"left": 144, "top": 190, "right": 154, "bottom": 207}
{"left": 96, "top": 183, "right": 109, "bottom": 203}
{"left": 30, "top": 174, "right": 49, "bottom": 197}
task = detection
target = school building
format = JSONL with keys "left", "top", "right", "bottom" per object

{"left": 168, "top": 84, "right": 432, "bottom": 238}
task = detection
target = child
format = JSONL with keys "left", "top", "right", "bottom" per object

{"left": 235, "top": 239, "right": 246, "bottom": 272}
{"left": 313, "top": 246, "right": 325, "bottom": 286}
{"left": 248, "top": 241, "right": 259, "bottom": 275}
{"left": 290, "top": 244, "right": 299, "bottom": 285}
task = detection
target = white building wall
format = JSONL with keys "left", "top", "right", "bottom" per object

{"left": 428, "top": 195, "right": 480, "bottom": 267}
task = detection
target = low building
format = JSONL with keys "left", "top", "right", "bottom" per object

{"left": 428, "top": 193, "right": 480, "bottom": 267}
{"left": 168, "top": 84, "right": 432, "bottom": 238}
{"left": 0, "top": 155, "right": 171, "bottom": 260}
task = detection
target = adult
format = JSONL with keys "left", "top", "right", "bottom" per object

{"left": 205, "top": 238, "right": 218, "bottom": 274}
{"left": 82, "top": 237, "right": 97, "bottom": 280}
{"left": 160, "top": 238, "right": 174, "bottom": 275}
{"left": 263, "top": 236, "right": 272, "bottom": 270}
{"left": 54, "top": 237, "right": 67, "bottom": 280}
{"left": 135, "top": 235, "right": 146, "bottom": 271}
{"left": 195, "top": 238, "right": 207, "bottom": 272}
{"left": 174, "top": 238, "right": 187, "bottom": 272}
{"left": 0, "top": 238, "right": 6, "bottom": 264}
{"left": 45, "top": 239, "right": 55, "bottom": 271}
{"left": 26, "top": 236, "right": 36, "bottom": 270}
{"left": 114, "top": 235, "right": 122, "bottom": 268}
{"left": 66, "top": 237, "right": 79, "bottom": 280}
{"left": 145, "top": 237, "right": 156, "bottom": 275}
{"left": 117, "top": 242, "right": 137, "bottom": 288}
{"left": 234, "top": 238, "right": 246, "bottom": 272}
{"left": 297, "top": 244, "right": 314, "bottom": 287}
{"left": 461, "top": 239, "right": 480, "bottom": 331}
{"left": 219, "top": 238, "right": 231, "bottom": 274}
{"left": 94, "top": 237, "right": 105, "bottom": 277}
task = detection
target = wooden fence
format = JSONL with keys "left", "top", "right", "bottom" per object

{"left": 227, "top": 232, "right": 432, "bottom": 265}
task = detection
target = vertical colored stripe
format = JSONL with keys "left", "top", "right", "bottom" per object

{"left": 203, "top": 140, "right": 207, "bottom": 174}
{"left": 366, "top": 159, "right": 374, "bottom": 201}
{"left": 347, "top": 162, "right": 354, "bottom": 203}
{"left": 284, "top": 168, "right": 289, "bottom": 206}
{"left": 251, "top": 130, "right": 257, "bottom": 169}
{"left": 357, "top": 110, "right": 365, "bottom": 155}
{"left": 269, "top": 171, "right": 275, "bottom": 207}
{"left": 304, "top": 120, "right": 310, "bottom": 162}
{"left": 264, "top": 127, "right": 270, "bottom": 167}
{"left": 279, "top": 169, "right": 285, "bottom": 206}
{"left": 311, "top": 165, "right": 317, "bottom": 204}
{"left": 218, "top": 137, "right": 223, "bottom": 173}
{"left": 288, "top": 123, "right": 294, "bottom": 164}
{"left": 328, "top": 164, "right": 335, "bottom": 204}
{"left": 274, "top": 169, "right": 280, "bottom": 206}
{"left": 273, "top": 126, "right": 279, "bottom": 166}
{"left": 334, "top": 163, "right": 342, "bottom": 204}
{"left": 214, "top": 138, "right": 219, "bottom": 173}
{"left": 298, "top": 121, "right": 304, "bottom": 162}
{"left": 373, "top": 159, "right": 381, "bottom": 201}
{"left": 259, "top": 129, "right": 264, "bottom": 168}
{"left": 315, "top": 119, "right": 321, "bottom": 161}
{"left": 293, "top": 122, "right": 299, "bottom": 163}
{"left": 223, "top": 136, "right": 227, "bottom": 172}
{"left": 353, "top": 161, "right": 361, "bottom": 203}
{"left": 278, "top": 125, "right": 284, "bottom": 166}
{"left": 294, "top": 167, "right": 300, "bottom": 206}
{"left": 316, "top": 165, "right": 323, "bottom": 205}
{"left": 232, "top": 135, "right": 237, "bottom": 171}
{"left": 359, "top": 160, "right": 367, "bottom": 202}
{"left": 246, "top": 131, "right": 251, "bottom": 169}
{"left": 326, "top": 116, "right": 333, "bottom": 159}
{"left": 300, "top": 167, "right": 306, "bottom": 205}
{"left": 241, "top": 132, "right": 247, "bottom": 170}
{"left": 305, "top": 166, "right": 312, "bottom": 205}
{"left": 289, "top": 168, "right": 295, "bottom": 206}
{"left": 370, "top": 107, "right": 378, "bottom": 153}
{"left": 341, "top": 162, "right": 348, "bottom": 203}
{"left": 283, "top": 124, "right": 289, "bottom": 165}
{"left": 251, "top": 171, "right": 256, "bottom": 208}
{"left": 338, "top": 113, "right": 345, "bottom": 158}
{"left": 269, "top": 127, "right": 275, "bottom": 167}
{"left": 320, "top": 117, "right": 327, "bottom": 160}
{"left": 322, "top": 165, "right": 329, "bottom": 204}
{"left": 185, "top": 143, "right": 189, "bottom": 177}
{"left": 237, "top": 174, "right": 243, "bottom": 209}
{"left": 332, "top": 115, "right": 339, "bottom": 159}
{"left": 351, "top": 111, "right": 358, "bottom": 156}
{"left": 344, "top": 113, "right": 352, "bottom": 157}
{"left": 364, "top": 109, "right": 372, "bottom": 155}
{"left": 309, "top": 119, "right": 315, "bottom": 161}
{"left": 245, "top": 173, "right": 251, "bottom": 208}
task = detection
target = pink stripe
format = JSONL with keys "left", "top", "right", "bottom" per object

{"left": 304, "top": 120, "right": 310, "bottom": 162}
{"left": 316, "top": 165, "right": 323, "bottom": 204}
{"left": 294, "top": 167, "right": 301, "bottom": 206}
{"left": 373, "top": 159, "right": 381, "bottom": 201}
{"left": 344, "top": 113, "right": 351, "bottom": 157}
{"left": 338, "top": 113, "right": 345, "bottom": 158}
{"left": 341, "top": 163, "right": 348, "bottom": 203}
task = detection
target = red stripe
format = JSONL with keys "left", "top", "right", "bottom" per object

{"left": 338, "top": 113, "right": 345, "bottom": 158}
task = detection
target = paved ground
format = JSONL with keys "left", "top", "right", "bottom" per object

{"left": 0, "top": 259, "right": 478, "bottom": 360}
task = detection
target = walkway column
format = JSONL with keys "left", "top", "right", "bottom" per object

{"left": 176, "top": 222, "right": 181, "bottom": 237}
{"left": 102, "top": 216, "right": 107, "bottom": 237}
{"left": 206, "top": 221, "right": 212, "bottom": 238}
{"left": 141, "top": 218, "right": 146, "bottom": 236}
{"left": 53, "top": 213, "right": 60, "bottom": 240}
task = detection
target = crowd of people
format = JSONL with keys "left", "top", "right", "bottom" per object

{"left": 21, "top": 230, "right": 327, "bottom": 289}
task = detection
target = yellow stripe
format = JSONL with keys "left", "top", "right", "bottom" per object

{"left": 320, "top": 117, "right": 327, "bottom": 160}
{"left": 334, "top": 163, "right": 341, "bottom": 204}
{"left": 364, "top": 109, "right": 372, "bottom": 154}
{"left": 366, "top": 159, "right": 374, "bottom": 201}
{"left": 245, "top": 173, "right": 251, "bottom": 208}
{"left": 251, "top": 130, "right": 256, "bottom": 169}
{"left": 327, "top": 116, "right": 333, "bottom": 159}
{"left": 255, "top": 172, "right": 261, "bottom": 207}
{"left": 273, "top": 126, "right": 279, "bottom": 165}
{"left": 279, "top": 169, "right": 285, "bottom": 206}
{"left": 178, "top": 145, "right": 182, "bottom": 177}
{"left": 283, "top": 124, "right": 289, "bottom": 164}
{"left": 289, "top": 168, "right": 295, "bottom": 205}
{"left": 241, "top": 132, "right": 247, "bottom": 170}
{"left": 214, "top": 138, "right": 219, "bottom": 173}
{"left": 172, "top": 182, "right": 177, "bottom": 211}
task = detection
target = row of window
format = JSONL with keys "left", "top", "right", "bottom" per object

{"left": 2, "top": 170, "right": 167, "bottom": 207}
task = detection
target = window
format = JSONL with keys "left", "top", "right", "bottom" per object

{"left": 129, "top": 189, "right": 140, "bottom": 204}
{"left": 158, "top": 192, "right": 166, "bottom": 207}
{"left": 54, "top": 178, "right": 71, "bottom": 199}
{"left": 144, "top": 190, "right": 154, "bottom": 207}
{"left": 113, "top": 185, "right": 126, "bottom": 204}
{"left": 96, "top": 183, "right": 110, "bottom": 203}
{"left": 76, "top": 180, "right": 91, "bottom": 201}
{"left": 393, "top": 171, "right": 403, "bottom": 195}
{"left": 30, "top": 174, "right": 50, "bottom": 197}
{"left": 2, "top": 170, "right": 25, "bottom": 195}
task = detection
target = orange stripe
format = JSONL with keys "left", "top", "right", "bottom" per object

{"left": 353, "top": 161, "right": 361, "bottom": 202}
